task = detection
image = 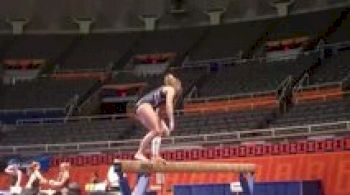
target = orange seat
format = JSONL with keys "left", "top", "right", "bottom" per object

{"left": 184, "top": 95, "right": 278, "bottom": 114}
{"left": 294, "top": 87, "right": 343, "bottom": 103}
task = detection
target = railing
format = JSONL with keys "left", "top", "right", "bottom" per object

{"left": 294, "top": 81, "right": 343, "bottom": 93}
{"left": 54, "top": 68, "right": 109, "bottom": 73}
{"left": 183, "top": 57, "right": 238, "bottom": 68}
{"left": 324, "top": 40, "right": 350, "bottom": 50}
{"left": 183, "top": 51, "right": 319, "bottom": 103}
{"left": 1, "top": 120, "right": 349, "bottom": 155}
{"left": 76, "top": 88, "right": 103, "bottom": 115}
{"left": 184, "top": 90, "right": 277, "bottom": 103}
{"left": 14, "top": 109, "right": 192, "bottom": 125}
{"left": 294, "top": 72, "right": 310, "bottom": 92}
{"left": 0, "top": 107, "right": 65, "bottom": 114}
{"left": 15, "top": 113, "right": 133, "bottom": 125}
{"left": 277, "top": 76, "right": 293, "bottom": 100}
{"left": 65, "top": 94, "right": 79, "bottom": 119}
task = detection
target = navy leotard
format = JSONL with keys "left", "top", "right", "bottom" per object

{"left": 136, "top": 87, "right": 166, "bottom": 109}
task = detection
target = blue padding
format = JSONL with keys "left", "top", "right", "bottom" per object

{"left": 302, "top": 181, "right": 322, "bottom": 195}
{"left": 174, "top": 180, "right": 322, "bottom": 195}
{"left": 254, "top": 181, "right": 322, "bottom": 195}
{"left": 174, "top": 183, "right": 231, "bottom": 195}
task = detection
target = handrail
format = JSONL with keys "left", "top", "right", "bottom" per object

{"left": 184, "top": 56, "right": 238, "bottom": 67}
{"left": 1, "top": 120, "right": 349, "bottom": 155}
{"left": 0, "top": 107, "right": 65, "bottom": 113}
{"left": 169, "top": 65, "right": 209, "bottom": 71}
{"left": 324, "top": 40, "right": 350, "bottom": 48}
{"left": 54, "top": 68, "right": 108, "bottom": 73}
{"left": 341, "top": 71, "right": 350, "bottom": 83}
{"left": 294, "top": 72, "right": 310, "bottom": 93}
{"left": 295, "top": 81, "right": 342, "bottom": 92}
{"left": 184, "top": 90, "right": 277, "bottom": 103}
{"left": 184, "top": 49, "right": 319, "bottom": 69}
{"left": 15, "top": 113, "right": 134, "bottom": 125}
{"left": 14, "top": 108, "right": 213, "bottom": 125}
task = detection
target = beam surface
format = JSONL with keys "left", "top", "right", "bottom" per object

{"left": 114, "top": 160, "right": 256, "bottom": 173}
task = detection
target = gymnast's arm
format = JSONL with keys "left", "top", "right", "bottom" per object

{"left": 164, "top": 87, "right": 175, "bottom": 131}
{"left": 4, "top": 165, "right": 15, "bottom": 175}
{"left": 49, "top": 172, "right": 69, "bottom": 187}
{"left": 35, "top": 170, "right": 48, "bottom": 184}
{"left": 15, "top": 169, "right": 22, "bottom": 187}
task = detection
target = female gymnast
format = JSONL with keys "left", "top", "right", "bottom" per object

{"left": 48, "top": 162, "right": 70, "bottom": 195}
{"left": 134, "top": 73, "right": 182, "bottom": 162}
{"left": 23, "top": 161, "right": 47, "bottom": 195}
{"left": 4, "top": 160, "right": 22, "bottom": 193}
{"left": 4, "top": 160, "right": 22, "bottom": 187}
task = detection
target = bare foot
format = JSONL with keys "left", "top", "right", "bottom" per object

{"left": 134, "top": 152, "right": 150, "bottom": 162}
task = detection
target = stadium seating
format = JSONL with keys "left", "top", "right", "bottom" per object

{"left": 0, "top": 118, "right": 133, "bottom": 145}
{"left": 267, "top": 7, "right": 346, "bottom": 40}
{"left": 307, "top": 50, "right": 350, "bottom": 85}
{"left": 170, "top": 66, "right": 207, "bottom": 93}
{"left": 58, "top": 33, "right": 139, "bottom": 70}
{"left": 189, "top": 20, "right": 270, "bottom": 60}
{"left": 0, "top": 78, "right": 100, "bottom": 110}
{"left": 0, "top": 109, "right": 65, "bottom": 124}
{"left": 134, "top": 27, "right": 204, "bottom": 54}
{"left": 0, "top": 105, "right": 277, "bottom": 145}
{"left": 173, "top": 108, "right": 277, "bottom": 136}
{"left": 326, "top": 9, "right": 350, "bottom": 43}
{"left": 197, "top": 54, "right": 316, "bottom": 97}
{"left": 111, "top": 67, "right": 206, "bottom": 95}
{"left": 293, "top": 85, "right": 343, "bottom": 103}
{"left": 194, "top": 7, "right": 344, "bottom": 61}
{"left": 3, "top": 34, "right": 77, "bottom": 61}
{"left": 271, "top": 96, "right": 350, "bottom": 127}
{"left": 110, "top": 71, "right": 147, "bottom": 85}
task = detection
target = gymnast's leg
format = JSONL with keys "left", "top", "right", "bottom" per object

{"left": 135, "top": 103, "right": 164, "bottom": 161}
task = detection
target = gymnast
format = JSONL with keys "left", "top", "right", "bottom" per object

{"left": 48, "top": 162, "right": 70, "bottom": 195}
{"left": 4, "top": 159, "right": 23, "bottom": 193}
{"left": 134, "top": 73, "right": 182, "bottom": 162}
{"left": 23, "top": 161, "right": 48, "bottom": 195}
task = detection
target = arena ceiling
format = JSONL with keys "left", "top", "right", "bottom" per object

{"left": 0, "top": 0, "right": 348, "bottom": 33}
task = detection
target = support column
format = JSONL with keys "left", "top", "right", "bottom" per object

{"left": 205, "top": 8, "right": 225, "bottom": 25}
{"left": 73, "top": 17, "right": 94, "bottom": 34}
{"left": 270, "top": 0, "right": 295, "bottom": 16}
{"left": 239, "top": 172, "right": 255, "bottom": 195}
{"left": 7, "top": 18, "right": 29, "bottom": 35}
{"left": 139, "top": 15, "right": 159, "bottom": 31}
{"left": 133, "top": 173, "right": 150, "bottom": 195}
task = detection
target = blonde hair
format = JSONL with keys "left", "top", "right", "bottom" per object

{"left": 30, "top": 161, "right": 40, "bottom": 171}
{"left": 164, "top": 73, "right": 182, "bottom": 108}
{"left": 164, "top": 73, "right": 182, "bottom": 95}
{"left": 60, "top": 162, "right": 70, "bottom": 170}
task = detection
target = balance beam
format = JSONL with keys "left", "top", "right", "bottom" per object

{"left": 114, "top": 160, "right": 256, "bottom": 173}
